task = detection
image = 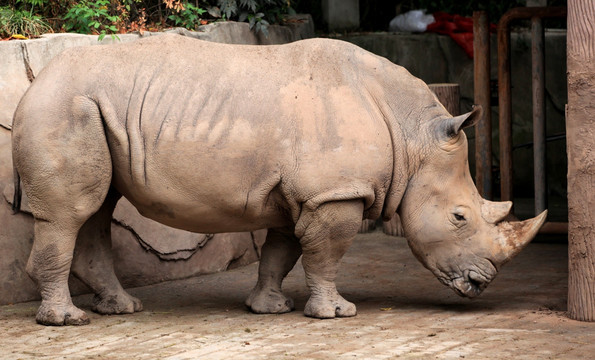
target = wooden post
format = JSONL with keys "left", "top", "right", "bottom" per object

{"left": 532, "top": 16, "right": 548, "bottom": 215}
{"left": 428, "top": 83, "right": 460, "bottom": 116}
{"left": 567, "top": 0, "right": 595, "bottom": 322}
{"left": 473, "top": 10, "right": 493, "bottom": 200}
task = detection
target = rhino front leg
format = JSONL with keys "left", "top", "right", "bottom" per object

{"left": 297, "top": 200, "right": 363, "bottom": 319}
{"left": 382, "top": 213, "right": 405, "bottom": 237}
{"left": 358, "top": 218, "right": 377, "bottom": 233}
{"left": 246, "top": 227, "right": 302, "bottom": 314}
{"left": 71, "top": 188, "right": 143, "bottom": 315}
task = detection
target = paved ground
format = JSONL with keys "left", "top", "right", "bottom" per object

{"left": 1, "top": 231, "right": 593, "bottom": 359}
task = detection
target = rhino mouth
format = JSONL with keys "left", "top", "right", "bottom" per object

{"left": 437, "top": 259, "right": 498, "bottom": 299}
{"left": 450, "top": 269, "right": 491, "bottom": 298}
{"left": 428, "top": 258, "right": 498, "bottom": 298}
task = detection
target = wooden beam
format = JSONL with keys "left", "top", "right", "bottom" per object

{"left": 567, "top": 0, "right": 595, "bottom": 322}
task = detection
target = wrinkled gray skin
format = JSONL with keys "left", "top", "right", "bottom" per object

{"left": 11, "top": 35, "right": 546, "bottom": 326}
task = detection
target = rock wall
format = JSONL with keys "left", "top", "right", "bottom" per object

{"left": 0, "top": 16, "right": 313, "bottom": 305}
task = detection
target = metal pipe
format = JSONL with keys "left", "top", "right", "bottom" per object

{"left": 532, "top": 16, "right": 548, "bottom": 215}
{"left": 539, "top": 222, "right": 569, "bottom": 235}
{"left": 473, "top": 10, "right": 493, "bottom": 200}
{"left": 497, "top": 7, "right": 567, "bottom": 205}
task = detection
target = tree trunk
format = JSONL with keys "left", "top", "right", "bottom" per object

{"left": 567, "top": 0, "right": 595, "bottom": 322}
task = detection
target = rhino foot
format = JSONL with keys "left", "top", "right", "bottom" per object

{"left": 304, "top": 293, "right": 356, "bottom": 319}
{"left": 36, "top": 302, "right": 90, "bottom": 326}
{"left": 92, "top": 292, "right": 143, "bottom": 315}
{"left": 245, "top": 288, "right": 294, "bottom": 314}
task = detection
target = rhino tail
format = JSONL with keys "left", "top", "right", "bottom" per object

{"left": 12, "top": 168, "right": 21, "bottom": 214}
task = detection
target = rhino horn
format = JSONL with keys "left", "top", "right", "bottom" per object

{"left": 492, "top": 210, "right": 548, "bottom": 266}
{"left": 481, "top": 200, "right": 513, "bottom": 224}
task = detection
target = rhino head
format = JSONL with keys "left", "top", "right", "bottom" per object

{"left": 398, "top": 106, "right": 547, "bottom": 298}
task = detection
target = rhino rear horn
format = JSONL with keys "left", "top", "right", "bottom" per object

{"left": 481, "top": 200, "right": 512, "bottom": 224}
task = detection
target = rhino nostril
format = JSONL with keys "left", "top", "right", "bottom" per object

{"left": 468, "top": 270, "right": 489, "bottom": 289}
{"left": 468, "top": 276, "right": 483, "bottom": 289}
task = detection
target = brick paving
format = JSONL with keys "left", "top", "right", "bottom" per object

{"left": 1, "top": 232, "right": 593, "bottom": 359}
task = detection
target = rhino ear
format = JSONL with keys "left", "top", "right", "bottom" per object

{"left": 440, "top": 105, "right": 483, "bottom": 138}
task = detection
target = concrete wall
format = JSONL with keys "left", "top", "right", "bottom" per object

{"left": 322, "top": 0, "right": 359, "bottom": 31}
{"left": 340, "top": 30, "right": 568, "bottom": 210}
{"left": 0, "top": 16, "right": 314, "bottom": 305}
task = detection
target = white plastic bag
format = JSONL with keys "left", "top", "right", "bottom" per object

{"left": 389, "top": 9, "right": 435, "bottom": 33}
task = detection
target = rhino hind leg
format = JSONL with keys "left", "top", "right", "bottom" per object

{"left": 24, "top": 161, "right": 112, "bottom": 325}
{"left": 29, "top": 220, "right": 92, "bottom": 326}
{"left": 71, "top": 188, "right": 143, "bottom": 315}
{"left": 15, "top": 96, "right": 113, "bottom": 325}
{"left": 297, "top": 200, "right": 363, "bottom": 319}
{"left": 246, "top": 227, "right": 302, "bottom": 314}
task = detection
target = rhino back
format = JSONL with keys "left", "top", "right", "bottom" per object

{"left": 21, "top": 36, "right": 398, "bottom": 232}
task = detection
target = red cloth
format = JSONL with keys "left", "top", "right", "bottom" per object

{"left": 426, "top": 12, "right": 496, "bottom": 58}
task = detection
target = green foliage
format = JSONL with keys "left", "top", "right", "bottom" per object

{"left": 212, "top": 0, "right": 294, "bottom": 35}
{"left": 0, "top": 5, "right": 52, "bottom": 38}
{"left": 168, "top": 2, "right": 207, "bottom": 30}
{"left": 1, "top": 0, "right": 294, "bottom": 39}
{"left": 16, "top": 0, "right": 46, "bottom": 16}
{"left": 246, "top": 12, "right": 269, "bottom": 36}
{"left": 63, "top": 0, "right": 121, "bottom": 40}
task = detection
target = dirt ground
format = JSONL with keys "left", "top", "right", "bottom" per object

{"left": 1, "top": 231, "right": 593, "bottom": 359}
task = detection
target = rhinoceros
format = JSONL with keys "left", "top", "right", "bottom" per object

{"left": 11, "top": 34, "right": 546, "bottom": 326}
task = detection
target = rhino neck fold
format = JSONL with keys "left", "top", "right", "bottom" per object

{"left": 363, "top": 63, "right": 451, "bottom": 221}
{"left": 377, "top": 95, "right": 448, "bottom": 221}
{"left": 379, "top": 104, "right": 411, "bottom": 221}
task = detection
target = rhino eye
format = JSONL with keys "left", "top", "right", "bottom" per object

{"left": 454, "top": 213, "right": 466, "bottom": 222}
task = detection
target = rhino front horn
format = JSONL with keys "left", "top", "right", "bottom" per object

{"left": 493, "top": 210, "right": 548, "bottom": 265}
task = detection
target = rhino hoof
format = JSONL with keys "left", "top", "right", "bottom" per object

{"left": 92, "top": 293, "right": 143, "bottom": 315}
{"left": 246, "top": 289, "right": 294, "bottom": 314}
{"left": 36, "top": 302, "right": 90, "bottom": 326}
{"left": 304, "top": 295, "right": 357, "bottom": 319}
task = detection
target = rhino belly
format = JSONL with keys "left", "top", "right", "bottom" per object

{"left": 110, "top": 154, "right": 291, "bottom": 234}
